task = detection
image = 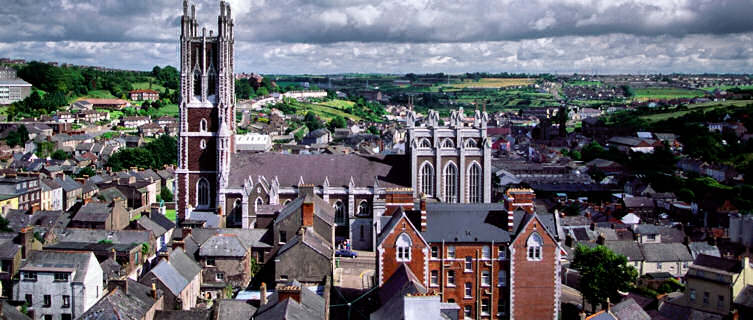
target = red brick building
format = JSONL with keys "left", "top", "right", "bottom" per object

{"left": 377, "top": 201, "right": 562, "bottom": 319}
{"left": 129, "top": 89, "right": 160, "bottom": 101}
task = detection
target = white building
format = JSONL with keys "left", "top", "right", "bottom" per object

{"left": 41, "top": 179, "right": 63, "bottom": 211}
{"left": 235, "top": 133, "right": 272, "bottom": 152}
{"left": 14, "top": 251, "right": 103, "bottom": 320}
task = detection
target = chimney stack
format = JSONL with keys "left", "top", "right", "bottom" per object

{"left": 172, "top": 240, "right": 185, "bottom": 250}
{"left": 277, "top": 284, "right": 301, "bottom": 303}
{"left": 151, "top": 283, "right": 158, "bottom": 300}
{"left": 302, "top": 202, "right": 314, "bottom": 227}
{"left": 260, "top": 282, "right": 268, "bottom": 306}
{"left": 107, "top": 279, "right": 129, "bottom": 295}
{"left": 597, "top": 232, "right": 606, "bottom": 245}
{"left": 182, "top": 227, "right": 192, "bottom": 239}
{"left": 419, "top": 195, "right": 427, "bottom": 232}
{"left": 158, "top": 251, "right": 169, "bottom": 262}
{"left": 111, "top": 248, "right": 117, "bottom": 261}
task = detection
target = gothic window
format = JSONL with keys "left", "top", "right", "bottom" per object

{"left": 358, "top": 201, "right": 369, "bottom": 216}
{"left": 527, "top": 232, "right": 543, "bottom": 261}
{"left": 420, "top": 162, "right": 435, "bottom": 197}
{"left": 334, "top": 201, "right": 345, "bottom": 225}
{"left": 193, "top": 68, "right": 201, "bottom": 97}
{"left": 442, "top": 138, "right": 455, "bottom": 149}
{"left": 468, "top": 162, "right": 482, "bottom": 203}
{"left": 419, "top": 138, "right": 432, "bottom": 148}
{"left": 444, "top": 162, "right": 458, "bottom": 203}
{"left": 200, "top": 139, "right": 206, "bottom": 149}
{"left": 465, "top": 139, "right": 478, "bottom": 148}
{"left": 197, "top": 178, "right": 210, "bottom": 208}
{"left": 283, "top": 199, "right": 292, "bottom": 206}
{"left": 200, "top": 118, "right": 208, "bottom": 132}
{"left": 233, "top": 199, "right": 241, "bottom": 223}
{"left": 207, "top": 69, "right": 217, "bottom": 96}
{"left": 255, "top": 197, "right": 263, "bottom": 212}
{"left": 396, "top": 233, "right": 412, "bottom": 262}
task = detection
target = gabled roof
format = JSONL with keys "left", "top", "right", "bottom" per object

{"left": 254, "top": 281, "right": 325, "bottom": 320}
{"left": 72, "top": 202, "right": 113, "bottom": 223}
{"left": 215, "top": 300, "right": 257, "bottom": 320}
{"left": 692, "top": 254, "right": 742, "bottom": 273}
{"left": 274, "top": 195, "right": 335, "bottom": 227}
{"left": 604, "top": 241, "right": 645, "bottom": 261}
{"left": 136, "top": 216, "right": 168, "bottom": 237}
{"left": 378, "top": 263, "right": 428, "bottom": 304}
{"left": 277, "top": 228, "right": 333, "bottom": 260}
{"left": 77, "top": 280, "right": 158, "bottom": 320}
{"left": 377, "top": 208, "right": 429, "bottom": 248}
{"left": 199, "top": 234, "right": 248, "bottom": 257}
{"left": 20, "top": 250, "right": 96, "bottom": 283}
{"left": 421, "top": 203, "right": 511, "bottom": 243}
{"left": 145, "top": 248, "right": 200, "bottom": 295}
{"left": 641, "top": 243, "right": 692, "bottom": 262}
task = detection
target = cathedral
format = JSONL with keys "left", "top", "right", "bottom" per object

{"left": 176, "top": 1, "right": 492, "bottom": 250}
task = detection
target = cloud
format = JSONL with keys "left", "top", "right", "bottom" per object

{"left": 0, "top": 0, "right": 752, "bottom": 73}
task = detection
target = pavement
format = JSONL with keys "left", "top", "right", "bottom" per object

{"left": 334, "top": 250, "right": 376, "bottom": 290}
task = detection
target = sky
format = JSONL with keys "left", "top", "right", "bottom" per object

{"left": 1, "top": 0, "right": 753, "bottom": 74}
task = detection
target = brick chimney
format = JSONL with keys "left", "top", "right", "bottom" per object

{"left": 108, "top": 279, "right": 128, "bottom": 294}
{"left": 419, "top": 195, "right": 427, "bottom": 232}
{"left": 508, "top": 210, "right": 515, "bottom": 232}
{"left": 181, "top": 227, "right": 192, "bottom": 239}
{"left": 277, "top": 284, "right": 301, "bottom": 303}
{"left": 158, "top": 251, "right": 169, "bottom": 262}
{"left": 172, "top": 240, "right": 185, "bottom": 250}
{"left": 151, "top": 283, "right": 158, "bottom": 300}
{"left": 302, "top": 202, "right": 314, "bottom": 227}
{"left": 260, "top": 282, "right": 268, "bottom": 306}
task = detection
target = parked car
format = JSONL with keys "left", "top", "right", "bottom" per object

{"left": 335, "top": 249, "right": 358, "bottom": 258}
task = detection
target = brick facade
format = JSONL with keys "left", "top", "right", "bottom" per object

{"left": 510, "top": 216, "right": 559, "bottom": 320}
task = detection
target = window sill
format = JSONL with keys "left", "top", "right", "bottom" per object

{"left": 481, "top": 284, "right": 490, "bottom": 288}
{"left": 446, "top": 284, "right": 456, "bottom": 288}
{"left": 430, "top": 284, "right": 439, "bottom": 288}
{"left": 464, "top": 270, "right": 473, "bottom": 273}
{"left": 464, "top": 296, "right": 473, "bottom": 300}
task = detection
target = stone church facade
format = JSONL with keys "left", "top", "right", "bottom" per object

{"left": 175, "top": 1, "right": 492, "bottom": 251}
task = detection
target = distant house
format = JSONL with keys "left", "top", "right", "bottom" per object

{"left": 70, "top": 201, "right": 129, "bottom": 230}
{"left": 302, "top": 128, "right": 332, "bottom": 145}
{"left": 55, "top": 176, "right": 82, "bottom": 211}
{"left": 121, "top": 116, "right": 150, "bottom": 129}
{"left": 139, "top": 248, "right": 201, "bottom": 310}
{"left": 129, "top": 89, "right": 160, "bottom": 101}
{"left": 80, "top": 99, "right": 130, "bottom": 110}
{"left": 640, "top": 243, "right": 693, "bottom": 277}
{"left": 77, "top": 279, "right": 164, "bottom": 320}
{"left": 40, "top": 179, "right": 63, "bottom": 211}
{"left": 607, "top": 136, "right": 663, "bottom": 154}
{"left": 197, "top": 233, "right": 252, "bottom": 298}
{"left": 139, "top": 122, "right": 163, "bottom": 137}
{"left": 252, "top": 281, "right": 326, "bottom": 320}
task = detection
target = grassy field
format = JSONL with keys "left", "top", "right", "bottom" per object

{"left": 164, "top": 209, "right": 176, "bottom": 222}
{"left": 633, "top": 88, "right": 706, "bottom": 100}
{"left": 147, "top": 104, "right": 179, "bottom": 117}
{"left": 132, "top": 81, "right": 168, "bottom": 92}
{"left": 298, "top": 103, "right": 362, "bottom": 121}
{"left": 566, "top": 80, "right": 602, "bottom": 87}
{"left": 702, "top": 85, "right": 753, "bottom": 91}
{"left": 442, "top": 78, "right": 535, "bottom": 89}
{"left": 319, "top": 99, "right": 355, "bottom": 110}
{"left": 640, "top": 100, "right": 753, "bottom": 122}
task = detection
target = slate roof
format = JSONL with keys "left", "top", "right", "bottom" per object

{"left": 688, "top": 242, "right": 721, "bottom": 259}
{"left": 734, "top": 285, "right": 753, "bottom": 308}
{"left": 275, "top": 195, "right": 335, "bottom": 227}
{"left": 73, "top": 202, "right": 113, "bottom": 223}
{"left": 0, "top": 239, "right": 20, "bottom": 259}
{"left": 228, "top": 152, "right": 411, "bottom": 188}
{"left": 187, "top": 228, "right": 271, "bottom": 249}
{"left": 199, "top": 234, "right": 247, "bottom": 257}
{"left": 186, "top": 211, "right": 220, "bottom": 228}
{"left": 277, "top": 228, "right": 333, "bottom": 259}
{"left": 641, "top": 243, "right": 692, "bottom": 262}
{"left": 623, "top": 197, "right": 655, "bottom": 209}
{"left": 77, "top": 279, "right": 158, "bottom": 320}
{"left": 57, "top": 229, "right": 151, "bottom": 245}
{"left": 610, "top": 298, "right": 651, "bottom": 320}
{"left": 154, "top": 310, "right": 212, "bottom": 320}
{"left": 604, "top": 241, "right": 645, "bottom": 261}
{"left": 692, "top": 254, "right": 742, "bottom": 273}
{"left": 633, "top": 224, "right": 661, "bottom": 235}
{"left": 98, "top": 187, "right": 126, "bottom": 203}
{"left": 421, "top": 203, "right": 511, "bottom": 243}
{"left": 215, "top": 300, "right": 257, "bottom": 320}
{"left": 145, "top": 248, "right": 200, "bottom": 295}
{"left": 148, "top": 213, "right": 175, "bottom": 232}
{"left": 377, "top": 263, "right": 428, "bottom": 304}
{"left": 20, "top": 250, "right": 95, "bottom": 282}
{"left": 136, "top": 216, "right": 168, "bottom": 237}
{"left": 56, "top": 176, "right": 82, "bottom": 192}
{"left": 1, "top": 301, "right": 31, "bottom": 320}
{"left": 254, "top": 281, "right": 325, "bottom": 320}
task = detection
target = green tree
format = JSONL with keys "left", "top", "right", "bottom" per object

{"left": 256, "top": 86, "right": 269, "bottom": 96}
{"left": 368, "top": 126, "right": 380, "bottom": 135}
{"left": 76, "top": 166, "right": 96, "bottom": 178}
{"left": 6, "top": 125, "right": 29, "bottom": 147}
{"left": 51, "top": 149, "right": 70, "bottom": 160}
{"left": 572, "top": 245, "right": 637, "bottom": 311}
{"left": 327, "top": 116, "right": 347, "bottom": 132}
{"left": 304, "top": 112, "right": 323, "bottom": 132}
{"left": 160, "top": 187, "right": 174, "bottom": 202}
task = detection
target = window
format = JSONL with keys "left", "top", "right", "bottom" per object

{"left": 442, "top": 138, "right": 455, "bottom": 149}
{"left": 447, "top": 246, "right": 456, "bottom": 259}
{"left": 703, "top": 291, "right": 710, "bottom": 304}
{"left": 481, "top": 271, "right": 490, "bottom": 287}
{"left": 25, "top": 294, "right": 32, "bottom": 306}
{"left": 481, "top": 245, "right": 490, "bottom": 259}
{"left": 358, "top": 201, "right": 369, "bottom": 216}
{"left": 498, "top": 270, "right": 507, "bottom": 286}
{"left": 464, "top": 257, "right": 473, "bottom": 272}
{"left": 206, "top": 258, "right": 216, "bottom": 266}
{"left": 54, "top": 272, "right": 69, "bottom": 282}
{"left": 466, "top": 139, "right": 478, "bottom": 148}
{"left": 431, "top": 246, "right": 438, "bottom": 258}
{"left": 481, "top": 299, "right": 490, "bottom": 316}
{"left": 430, "top": 270, "right": 439, "bottom": 287}
{"left": 199, "top": 118, "right": 208, "bottom": 132}
{"left": 498, "top": 298, "right": 507, "bottom": 316}
{"left": 464, "top": 282, "right": 472, "bottom": 298}
{"left": 199, "top": 139, "right": 207, "bottom": 149}
{"left": 447, "top": 270, "right": 455, "bottom": 286}
{"left": 527, "top": 232, "right": 543, "bottom": 261}
{"left": 62, "top": 295, "right": 70, "bottom": 308}
{"left": 197, "top": 178, "right": 210, "bottom": 207}
{"left": 647, "top": 234, "right": 656, "bottom": 241}
{"left": 420, "top": 162, "right": 435, "bottom": 197}
{"left": 62, "top": 314, "right": 71, "bottom": 320}
{"left": 334, "top": 201, "right": 345, "bottom": 225}
{"left": 443, "top": 162, "right": 458, "bottom": 203}
{"left": 193, "top": 69, "right": 201, "bottom": 96}
{"left": 498, "top": 246, "right": 506, "bottom": 260}
{"left": 464, "top": 306, "right": 472, "bottom": 319}
{"left": 396, "top": 233, "right": 412, "bottom": 262}
{"left": 718, "top": 295, "right": 724, "bottom": 308}
{"left": 255, "top": 197, "right": 263, "bottom": 213}
{"left": 43, "top": 295, "right": 51, "bottom": 307}
{"left": 216, "top": 272, "right": 225, "bottom": 281}
{"left": 420, "top": 138, "right": 432, "bottom": 148}
{"left": 43, "top": 315, "right": 52, "bottom": 320}
{"left": 657, "top": 262, "right": 662, "bottom": 270}
{"left": 468, "top": 163, "right": 482, "bottom": 203}
{"left": 23, "top": 271, "right": 37, "bottom": 281}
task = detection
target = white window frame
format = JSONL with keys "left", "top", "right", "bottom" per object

{"left": 420, "top": 162, "right": 435, "bottom": 197}
{"left": 464, "top": 256, "right": 473, "bottom": 272}
{"left": 526, "top": 232, "right": 543, "bottom": 261}
{"left": 396, "top": 233, "right": 412, "bottom": 262}
{"left": 481, "top": 271, "right": 490, "bottom": 287}
{"left": 443, "top": 161, "right": 458, "bottom": 203}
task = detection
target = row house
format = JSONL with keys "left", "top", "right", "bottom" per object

{"left": 76, "top": 110, "right": 110, "bottom": 124}
{"left": 139, "top": 248, "right": 201, "bottom": 311}
{"left": 80, "top": 99, "right": 130, "bottom": 110}
{"left": 54, "top": 176, "right": 82, "bottom": 211}
{"left": 121, "top": 116, "right": 150, "bottom": 129}
{"left": 69, "top": 201, "right": 129, "bottom": 230}
{"left": 377, "top": 202, "right": 562, "bottom": 320}
{"left": 0, "top": 175, "right": 41, "bottom": 213}
{"left": 129, "top": 89, "right": 160, "bottom": 101}
{"left": 40, "top": 179, "right": 63, "bottom": 211}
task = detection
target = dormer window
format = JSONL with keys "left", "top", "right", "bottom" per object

{"left": 527, "top": 232, "right": 543, "bottom": 261}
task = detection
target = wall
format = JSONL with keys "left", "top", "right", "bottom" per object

{"left": 275, "top": 242, "right": 331, "bottom": 285}
{"left": 377, "top": 215, "right": 428, "bottom": 286}
{"left": 511, "top": 218, "right": 558, "bottom": 320}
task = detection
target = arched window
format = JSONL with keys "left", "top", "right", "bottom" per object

{"left": 444, "top": 162, "right": 457, "bottom": 203}
{"left": 197, "top": 178, "right": 210, "bottom": 208}
{"left": 420, "top": 162, "right": 434, "bottom": 197}
{"left": 465, "top": 139, "right": 478, "bottom": 148}
{"left": 333, "top": 201, "right": 345, "bottom": 225}
{"left": 468, "top": 163, "right": 482, "bottom": 203}
{"left": 358, "top": 201, "right": 369, "bottom": 216}
{"left": 193, "top": 69, "right": 201, "bottom": 97}
{"left": 396, "top": 233, "right": 412, "bottom": 262}
{"left": 207, "top": 67, "right": 217, "bottom": 96}
{"left": 419, "top": 138, "right": 432, "bottom": 148}
{"left": 200, "top": 139, "right": 207, "bottom": 149}
{"left": 283, "top": 199, "right": 292, "bottom": 206}
{"left": 233, "top": 199, "right": 242, "bottom": 223}
{"left": 200, "top": 118, "right": 208, "bottom": 132}
{"left": 527, "top": 232, "right": 543, "bottom": 261}
{"left": 255, "top": 197, "right": 263, "bottom": 212}
{"left": 442, "top": 138, "right": 455, "bottom": 149}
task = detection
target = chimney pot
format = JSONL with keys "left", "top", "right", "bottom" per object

{"left": 260, "top": 282, "right": 268, "bottom": 305}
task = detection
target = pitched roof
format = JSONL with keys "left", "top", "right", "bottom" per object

{"left": 641, "top": 243, "right": 692, "bottom": 262}
{"left": 20, "top": 250, "right": 96, "bottom": 282}
{"left": 378, "top": 263, "right": 428, "bottom": 304}
{"left": 136, "top": 216, "right": 168, "bottom": 237}
{"left": 274, "top": 195, "right": 335, "bottom": 227}
{"left": 254, "top": 281, "right": 325, "bottom": 320}
{"left": 611, "top": 298, "right": 651, "bottom": 320}
{"left": 57, "top": 228, "right": 151, "bottom": 245}
{"left": 73, "top": 202, "right": 113, "bottom": 223}
{"left": 692, "top": 254, "right": 742, "bottom": 273}
{"left": 277, "top": 228, "right": 333, "bottom": 259}
{"left": 199, "top": 234, "right": 248, "bottom": 257}
{"left": 145, "top": 249, "right": 200, "bottom": 295}
{"left": 215, "top": 300, "right": 257, "bottom": 320}
{"left": 228, "top": 152, "right": 410, "bottom": 188}
{"left": 77, "top": 279, "right": 158, "bottom": 320}
{"left": 604, "top": 241, "right": 645, "bottom": 261}
{"left": 421, "top": 203, "right": 511, "bottom": 243}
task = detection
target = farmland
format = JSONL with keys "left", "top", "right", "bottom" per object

{"left": 633, "top": 88, "right": 706, "bottom": 100}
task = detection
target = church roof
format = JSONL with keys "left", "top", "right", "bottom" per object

{"left": 228, "top": 152, "right": 411, "bottom": 188}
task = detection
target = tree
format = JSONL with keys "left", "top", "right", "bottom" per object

{"left": 368, "top": 126, "right": 380, "bottom": 135}
{"left": 572, "top": 245, "right": 637, "bottom": 311}
{"left": 304, "top": 112, "right": 323, "bottom": 132}
{"left": 6, "top": 125, "right": 29, "bottom": 147}
{"left": 160, "top": 187, "right": 174, "bottom": 202}
{"left": 51, "top": 149, "right": 70, "bottom": 160}
{"left": 76, "top": 166, "right": 96, "bottom": 178}
{"left": 327, "top": 116, "right": 347, "bottom": 132}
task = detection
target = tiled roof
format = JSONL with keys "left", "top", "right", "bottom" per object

{"left": 421, "top": 203, "right": 511, "bottom": 243}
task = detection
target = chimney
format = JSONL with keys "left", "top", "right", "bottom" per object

{"left": 182, "top": 227, "right": 192, "bottom": 239}
{"left": 302, "top": 201, "right": 314, "bottom": 227}
{"left": 111, "top": 248, "right": 117, "bottom": 261}
{"left": 419, "top": 195, "right": 427, "bottom": 232}
{"left": 172, "top": 240, "right": 185, "bottom": 250}
{"left": 151, "top": 283, "right": 158, "bottom": 300}
{"left": 597, "top": 232, "right": 606, "bottom": 245}
{"left": 107, "top": 279, "right": 128, "bottom": 295}
{"left": 299, "top": 184, "right": 315, "bottom": 198}
{"left": 277, "top": 284, "right": 301, "bottom": 303}
{"left": 260, "top": 282, "right": 268, "bottom": 306}
{"left": 158, "top": 251, "right": 169, "bottom": 262}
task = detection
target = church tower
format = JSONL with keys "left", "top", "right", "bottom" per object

{"left": 176, "top": 0, "right": 236, "bottom": 221}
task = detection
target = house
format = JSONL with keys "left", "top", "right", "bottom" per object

{"left": 80, "top": 99, "right": 130, "bottom": 110}
{"left": 604, "top": 241, "right": 645, "bottom": 273}
{"left": 252, "top": 281, "right": 326, "bottom": 320}
{"left": 632, "top": 224, "right": 662, "bottom": 244}
{"left": 197, "top": 233, "right": 252, "bottom": 298}
{"left": 640, "top": 243, "right": 693, "bottom": 277}
{"left": 0, "top": 238, "right": 22, "bottom": 297}
{"left": 131, "top": 208, "right": 175, "bottom": 253}
{"left": 76, "top": 110, "right": 109, "bottom": 124}
{"left": 584, "top": 298, "right": 650, "bottom": 320}
{"left": 301, "top": 128, "right": 332, "bottom": 145}
{"left": 235, "top": 134, "right": 272, "bottom": 152}
{"left": 139, "top": 248, "right": 201, "bottom": 311}
{"left": 371, "top": 264, "right": 460, "bottom": 320}
{"left": 272, "top": 186, "right": 334, "bottom": 286}
{"left": 376, "top": 201, "right": 562, "bottom": 319}
{"left": 13, "top": 250, "right": 104, "bottom": 320}
{"left": 77, "top": 279, "right": 164, "bottom": 320}
{"left": 70, "top": 201, "right": 129, "bottom": 230}
{"left": 623, "top": 198, "right": 656, "bottom": 221}
{"left": 121, "top": 116, "right": 150, "bottom": 129}
{"left": 0, "top": 175, "right": 41, "bottom": 213}
{"left": 681, "top": 255, "right": 753, "bottom": 316}
{"left": 139, "top": 122, "right": 163, "bottom": 137}
{"left": 39, "top": 179, "right": 63, "bottom": 211}
{"left": 54, "top": 176, "right": 82, "bottom": 211}
{"left": 129, "top": 89, "right": 160, "bottom": 101}
{"left": 607, "top": 136, "right": 662, "bottom": 154}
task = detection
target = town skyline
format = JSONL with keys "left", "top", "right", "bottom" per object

{"left": 1, "top": 0, "right": 752, "bottom": 74}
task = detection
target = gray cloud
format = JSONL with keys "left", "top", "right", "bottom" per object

{"left": 0, "top": 0, "right": 752, "bottom": 73}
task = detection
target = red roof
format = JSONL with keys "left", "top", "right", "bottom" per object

{"left": 129, "top": 89, "right": 159, "bottom": 94}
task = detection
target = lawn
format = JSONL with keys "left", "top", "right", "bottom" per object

{"left": 319, "top": 99, "right": 355, "bottom": 110}
{"left": 442, "top": 78, "right": 535, "bottom": 89}
{"left": 300, "top": 103, "right": 362, "bottom": 121}
{"left": 633, "top": 88, "right": 706, "bottom": 100}
{"left": 702, "top": 85, "right": 753, "bottom": 91}
{"left": 640, "top": 100, "right": 753, "bottom": 122}
{"left": 146, "top": 104, "right": 179, "bottom": 118}
{"left": 164, "top": 209, "right": 176, "bottom": 222}
{"left": 132, "top": 80, "right": 167, "bottom": 93}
